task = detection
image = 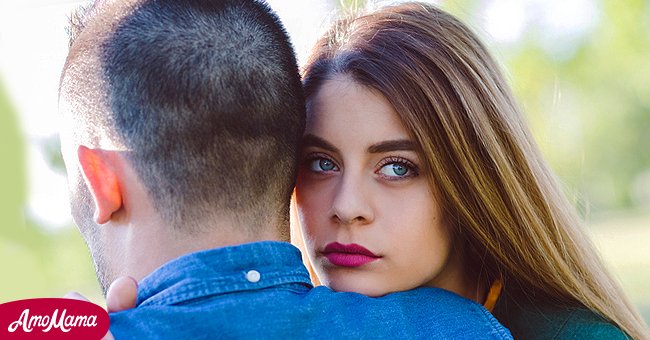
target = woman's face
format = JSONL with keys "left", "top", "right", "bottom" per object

{"left": 295, "top": 74, "right": 465, "bottom": 297}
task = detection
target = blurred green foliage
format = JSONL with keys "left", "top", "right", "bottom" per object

{"left": 0, "top": 81, "right": 25, "bottom": 240}
{"left": 336, "top": 0, "right": 366, "bottom": 12}
{"left": 506, "top": 0, "right": 650, "bottom": 214}
{"left": 0, "top": 82, "right": 102, "bottom": 304}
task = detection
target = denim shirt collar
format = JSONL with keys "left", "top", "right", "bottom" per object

{"left": 136, "top": 241, "right": 313, "bottom": 307}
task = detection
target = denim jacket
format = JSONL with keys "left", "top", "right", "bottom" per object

{"left": 109, "top": 241, "right": 512, "bottom": 339}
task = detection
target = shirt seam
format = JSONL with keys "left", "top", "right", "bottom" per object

{"left": 476, "top": 305, "right": 511, "bottom": 339}
{"left": 552, "top": 308, "right": 576, "bottom": 339}
{"left": 140, "top": 273, "right": 311, "bottom": 307}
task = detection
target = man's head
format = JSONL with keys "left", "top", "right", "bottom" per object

{"left": 59, "top": 0, "right": 304, "bottom": 293}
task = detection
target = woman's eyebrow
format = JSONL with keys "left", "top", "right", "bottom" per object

{"left": 368, "top": 140, "right": 415, "bottom": 153}
{"left": 302, "top": 134, "right": 340, "bottom": 153}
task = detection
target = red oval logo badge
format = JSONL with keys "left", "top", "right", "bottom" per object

{"left": 0, "top": 298, "right": 109, "bottom": 339}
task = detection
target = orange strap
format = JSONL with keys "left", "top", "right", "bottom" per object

{"left": 483, "top": 279, "right": 503, "bottom": 312}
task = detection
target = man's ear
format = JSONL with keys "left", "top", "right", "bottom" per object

{"left": 77, "top": 145, "right": 123, "bottom": 224}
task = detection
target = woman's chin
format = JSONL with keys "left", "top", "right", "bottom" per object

{"left": 322, "top": 276, "right": 395, "bottom": 297}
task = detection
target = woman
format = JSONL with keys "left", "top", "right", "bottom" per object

{"left": 293, "top": 2, "right": 648, "bottom": 339}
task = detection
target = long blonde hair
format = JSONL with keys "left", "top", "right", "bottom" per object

{"left": 299, "top": 2, "right": 648, "bottom": 338}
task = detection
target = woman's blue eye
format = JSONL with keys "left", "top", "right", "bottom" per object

{"left": 379, "top": 163, "right": 410, "bottom": 177}
{"left": 310, "top": 158, "right": 337, "bottom": 172}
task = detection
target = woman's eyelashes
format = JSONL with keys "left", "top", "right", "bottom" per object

{"left": 306, "top": 153, "right": 339, "bottom": 173}
{"left": 304, "top": 153, "right": 419, "bottom": 180}
{"left": 375, "top": 156, "right": 419, "bottom": 180}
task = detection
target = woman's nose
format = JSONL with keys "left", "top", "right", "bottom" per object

{"left": 329, "top": 174, "right": 374, "bottom": 226}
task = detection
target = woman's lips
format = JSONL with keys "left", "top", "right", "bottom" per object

{"left": 322, "top": 242, "right": 380, "bottom": 267}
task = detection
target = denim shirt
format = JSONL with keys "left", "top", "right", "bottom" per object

{"left": 110, "top": 241, "right": 512, "bottom": 339}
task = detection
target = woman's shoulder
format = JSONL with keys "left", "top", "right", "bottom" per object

{"left": 492, "top": 287, "right": 629, "bottom": 339}
{"left": 554, "top": 307, "right": 629, "bottom": 339}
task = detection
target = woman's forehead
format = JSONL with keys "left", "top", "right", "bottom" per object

{"left": 304, "top": 75, "right": 412, "bottom": 152}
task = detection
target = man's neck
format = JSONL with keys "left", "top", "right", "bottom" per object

{"left": 120, "top": 219, "right": 284, "bottom": 283}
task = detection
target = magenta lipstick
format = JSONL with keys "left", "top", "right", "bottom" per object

{"left": 322, "top": 242, "right": 380, "bottom": 267}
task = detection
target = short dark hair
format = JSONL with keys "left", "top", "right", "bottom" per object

{"left": 65, "top": 0, "right": 305, "bottom": 233}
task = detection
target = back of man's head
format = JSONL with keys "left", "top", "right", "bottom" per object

{"left": 60, "top": 0, "right": 305, "bottom": 237}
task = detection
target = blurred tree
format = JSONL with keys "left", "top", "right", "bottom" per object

{"left": 0, "top": 81, "right": 26, "bottom": 239}
{"left": 336, "top": 0, "right": 366, "bottom": 13}
{"left": 507, "top": 0, "right": 650, "bottom": 214}
{"left": 0, "top": 82, "right": 101, "bottom": 303}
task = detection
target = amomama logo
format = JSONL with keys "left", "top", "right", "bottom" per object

{"left": 0, "top": 298, "right": 109, "bottom": 339}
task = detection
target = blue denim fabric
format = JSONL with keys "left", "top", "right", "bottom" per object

{"left": 109, "top": 241, "right": 512, "bottom": 339}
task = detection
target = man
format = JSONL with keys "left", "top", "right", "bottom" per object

{"left": 59, "top": 0, "right": 511, "bottom": 338}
